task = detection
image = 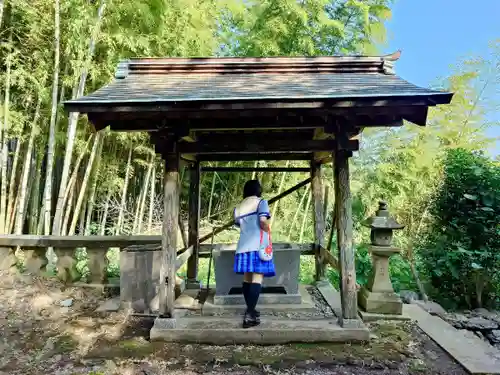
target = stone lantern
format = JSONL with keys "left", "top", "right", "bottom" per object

{"left": 358, "top": 201, "right": 405, "bottom": 315}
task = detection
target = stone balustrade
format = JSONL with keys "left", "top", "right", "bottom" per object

{"left": 0, "top": 235, "right": 161, "bottom": 283}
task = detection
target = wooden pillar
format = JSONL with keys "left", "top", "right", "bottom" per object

{"left": 334, "top": 149, "right": 358, "bottom": 322}
{"left": 310, "top": 161, "right": 326, "bottom": 281}
{"left": 159, "top": 152, "right": 179, "bottom": 318}
{"left": 187, "top": 161, "right": 200, "bottom": 286}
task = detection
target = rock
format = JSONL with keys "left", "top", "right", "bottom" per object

{"left": 463, "top": 317, "right": 498, "bottom": 331}
{"left": 174, "top": 294, "right": 196, "bottom": 309}
{"left": 472, "top": 308, "right": 491, "bottom": 317}
{"left": 399, "top": 290, "right": 420, "bottom": 304}
{"left": 59, "top": 298, "right": 73, "bottom": 307}
{"left": 411, "top": 300, "right": 447, "bottom": 317}
{"left": 444, "top": 313, "right": 468, "bottom": 329}
{"left": 131, "top": 299, "right": 147, "bottom": 313}
{"left": 149, "top": 295, "right": 159, "bottom": 312}
{"left": 105, "top": 359, "right": 117, "bottom": 371}
{"left": 95, "top": 297, "right": 121, "bottom": 312}
{"left": 32, "top": 294, "right": 54, "bottom": 312}
{"left": 485, "top": 330, "right": 500, "bottom": 344}
{"left": 475, "top": 331, "right": 486, "bottom": 340}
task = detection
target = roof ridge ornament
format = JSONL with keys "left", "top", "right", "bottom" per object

{"left": 381, "top": 50, "right": 402, "bottom": 62}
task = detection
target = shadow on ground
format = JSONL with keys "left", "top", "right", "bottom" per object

{"left": 0, "top": 271, "right": 468, "bottom": 375}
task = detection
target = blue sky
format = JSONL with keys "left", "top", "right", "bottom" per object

{"left": 382, "top": 0, "right": 499, "bottom": 157}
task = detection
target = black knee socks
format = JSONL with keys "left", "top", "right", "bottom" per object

{"left": 246, "top": 283, "right": 262, "bottom": 314}
{"left": 242, "top": 282, "right": 250, "bottom": 307}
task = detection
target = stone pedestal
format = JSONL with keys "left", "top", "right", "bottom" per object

{"left": 358, "top": 246, "right": 403, "bottom": 315}
{"left": 120, "top": 249, "right": 185, "bottom": 312}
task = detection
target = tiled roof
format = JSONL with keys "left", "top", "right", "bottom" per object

{"left": 64, "top": 53, "right": 453, "bottom": 111}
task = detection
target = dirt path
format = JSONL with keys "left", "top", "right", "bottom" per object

{"left": 0, "top": 272, "right": 467, "bottom": 375}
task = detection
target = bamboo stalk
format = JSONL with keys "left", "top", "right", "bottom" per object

{"left": 68, "top": 133, "right": 101, "bottom": 235}
{"left": 84, "top": 135, "right": 104, "bottom": 235}
{"left": 116, "top": 144, "right": 132, "bottom": 234}
{"left": 137, "top": 153, "right": 154, "bottom": 233}
{"left": 52, "top": 0, "right": 106, "bottom": 236}
{"left": 0, "top": 27, "right": 13, "bottom": 233}
{"left": 299, "top": 190, "right": 312, "bottom": 243}
{"left": 147, "top": 163, "right": 156, "bottom": 233}
{"left": 6, "top": 139, "right": 22, "bottom": 232}
{"left": 43, "top": 0, "right": 60, "bottom": 236}
{"left": 270, "top": 161, "right": 289, "bottom": 226}
{"left": 287, "top": 184, "right": 310, "bottom": 240}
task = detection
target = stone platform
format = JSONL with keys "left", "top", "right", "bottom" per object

{"left": 150, "top": 282, "right": 369, "bottom": 344}
{"left": 150, "top": 316, "right": 370, "bottom": 344}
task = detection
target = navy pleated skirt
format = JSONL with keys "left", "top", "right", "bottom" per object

{"left": 234, "top": 251, "right": 276, "bottom": 277}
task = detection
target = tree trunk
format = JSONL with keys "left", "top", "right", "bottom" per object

{"left": 68, "top": 133, "right": 101, "bottom": 235}
{"left": 52, "top": 0, "right": 106, "bottom": 235}
{"left": 137, "top": 153, "right": 154, "bottom": 234}
{"left": 147, "top": 163, "right": 156, "bottom": 233}
{"left": 84, "top": 134, "right": 104, "bottom": 235}
{"left": 116, "top": 144, "right": 132, "bottom": 234}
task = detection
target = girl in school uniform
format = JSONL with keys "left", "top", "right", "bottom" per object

{"left": 233, "top": 180, "right": 275, "bottom": 328}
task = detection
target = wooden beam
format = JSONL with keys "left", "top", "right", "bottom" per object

{"left": 197, "top": 153, "right": 314, "bottom": 162}
{"left": 175, "top": 245, "right": 194, "bottom": 271}
{"left": 159, "top": 153, "right": 179, "bottom": 318}
{"left": 187, "top": 162, "right": 200, "bottom": 284}
{"left": 201, "top": 166, "right": 310, "bottom": 173}
{"left": 73, "top": 96, "right": 445, "bottom": 115}
{"left": 311, "top": 161, "right": 326, "bottom": 281}
{"left": 320, "top": 245, "right": 339, "bottom": 269}
{"left": 178, "top": 139, "right": 358, "bottom": 155}
{"left": 333, "top": 149, "right": 357, "bottom": 323}
{"left": 199, "top": 177, "right": 312, "bottom": 244}
{"left": 198, "top": 242, "right": 316, "bottom": 255}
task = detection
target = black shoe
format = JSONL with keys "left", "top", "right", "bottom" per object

{"left": 242, "top": 312, "right": 260, "bottom": 329}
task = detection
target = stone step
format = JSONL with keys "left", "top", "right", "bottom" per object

{"left": 405, "top": 304, "right": 500, "bottom": 374}
{"left": 150, "top": 316, "right": 370, "bottom": 345}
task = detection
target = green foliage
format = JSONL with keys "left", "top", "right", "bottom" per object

{"left": 220, "top": 0, "right": 393, "bottom": 56}
{"left": 419, "top": 148, "right": 500, "bottom": 309}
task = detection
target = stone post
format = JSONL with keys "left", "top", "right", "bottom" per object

{"left": 358, "top": 201, "right": 404, "bottom": 315}
{"left": 24, "top": 247, "right": 48, "bottom": 274}
{"left": 87, "top": 248, "right": 109, "bottom": 284}
{"left": 0, "top": 246, "right": 18, "bottom": 272}
{"left": 55, "top": 248, "right": 79, "bottom": 283}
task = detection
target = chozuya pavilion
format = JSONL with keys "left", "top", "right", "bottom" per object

{"left": 64, "top": 52, "right": 453, "bottom": 344}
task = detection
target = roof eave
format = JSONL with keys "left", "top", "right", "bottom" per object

{"left": 63, "top": 92, "right": 453, "bottom": 114}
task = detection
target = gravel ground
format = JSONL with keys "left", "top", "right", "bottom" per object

{"left": 0, "top": 271, "right": 469, "bottom": 375}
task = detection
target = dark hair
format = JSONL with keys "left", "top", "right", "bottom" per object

{"left": 243, "top": 180, "right": 262, "bottom": 198}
